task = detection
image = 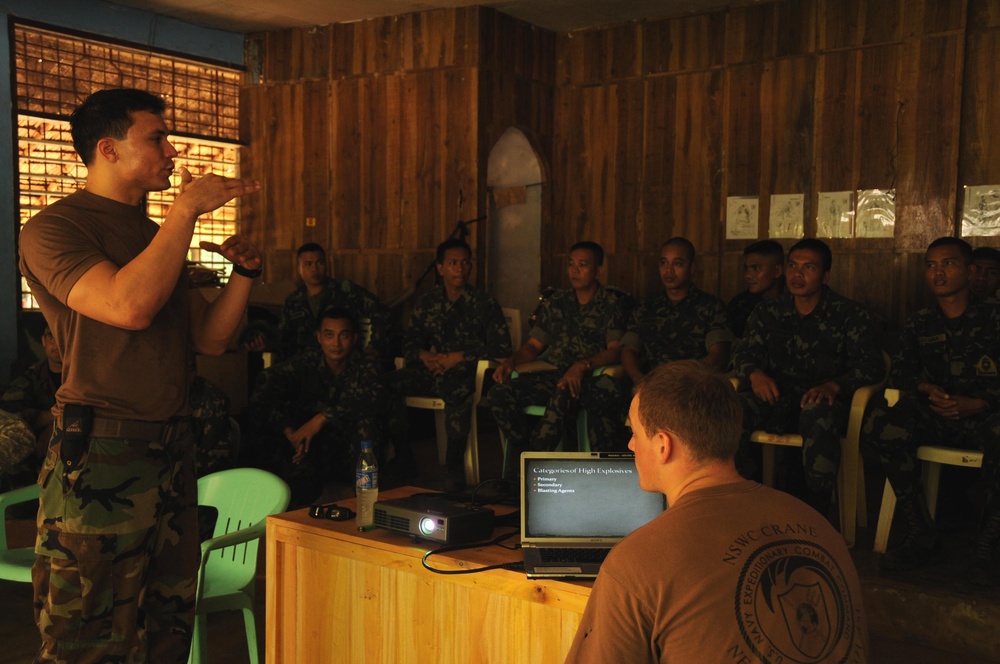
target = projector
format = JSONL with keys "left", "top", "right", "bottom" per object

{"left": 373, "top": 495, "right": 494, "bottom": 544}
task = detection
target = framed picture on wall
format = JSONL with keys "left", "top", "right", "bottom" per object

{"left": 768, "top": 194, "right": 804, "bottom": 239}
{"left": 817, "top": 191, "right": 854, "bottom": 238}
{"left": 726, "top": 196, "right": 759, "bottom": 240}
{"left": 856, "top": 189, "right": 895, "bottom": 238}
{"left": 962, "top": 185, "right": 1000, "bottom": 237}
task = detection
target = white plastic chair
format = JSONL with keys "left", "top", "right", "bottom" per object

{"left": 396, "top": 310, "right": 519, "bottom": 486}
{"left": 502, "top": 307, "right": 522, "bottom": 351}
{"left": 872, "top": 388, "right": 984, "bottom": 553}
{"left": 394, "top": 358, "right": 495, "bottom": 486}
{"left": 189, "top": 468, "right": 290, "bottom": 664}
{"left": 740, "top": 354, "right": 888, "bottom": 548}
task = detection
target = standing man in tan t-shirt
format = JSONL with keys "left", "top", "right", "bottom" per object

{"left": 19, "top": 88, "right": 261, "bottom": 663}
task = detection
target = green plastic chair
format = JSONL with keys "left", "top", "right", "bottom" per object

{"left": 0, "top": 482, "right": 40, "bottom": 583}
{"left": 189, "top": 468, "right": 290, "bottom": 664}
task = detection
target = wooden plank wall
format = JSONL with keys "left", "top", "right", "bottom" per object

{"left": 551, "top": 0, "right": 1000, "bottom": 342}
{"left": 240, "top": 7, "right": 555, "bottom": 312}
{"left": 241, "top": 0, "right": 1000, "bottom": 341}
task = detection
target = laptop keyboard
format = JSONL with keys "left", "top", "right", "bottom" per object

{"left": 538, "top": 547, "right": 611, "bottom": 564}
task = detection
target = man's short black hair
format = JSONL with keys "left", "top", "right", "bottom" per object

{"left": 661, "top": 237, "right": 696, "bottom": 262}
{"left": 70, "top": 89, "right": 166, "bottom": 166}
{"left": 927, "top": 237, "right": 973, "bottom": 264}
{"left": 297, "top": 242, "right": 326, "bottom": 258}
{"left": 436, "top": 238, "right": 472, "bottom": 264}
{"left": 316, "top": 306, "right": 358, "bottom": 333}
{"left": 972, "top": 246, "right": 1000, "bottom": 264}
{"left": 788, "top": 238, "right": 832, "bottom": 272}
{"left": 569, "top": 241, "right": 604, "bottom": 266}
{"left": 744, "top": 239, "right": 784, "bottom": 262}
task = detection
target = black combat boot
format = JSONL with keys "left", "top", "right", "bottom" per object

{"left": 879, "top": 494, "right": 942, "bottom": 571}
{"left": 969, "top": 510, "right": 1000, "bottom": 586}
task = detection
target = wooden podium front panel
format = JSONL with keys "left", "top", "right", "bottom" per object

{"left": 266, "top": 487, "right": 591, "bottom": 663}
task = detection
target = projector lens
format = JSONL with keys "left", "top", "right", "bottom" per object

{"left": 419, "top": 517, "right": 436, "bottom": 536}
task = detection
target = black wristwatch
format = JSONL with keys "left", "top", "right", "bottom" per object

{"left": 232, "top": 263, "right": 263, "bottom": 279}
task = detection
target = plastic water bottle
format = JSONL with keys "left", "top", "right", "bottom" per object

{"left": 356, "top": 440, "right": 378, "bottom": 531}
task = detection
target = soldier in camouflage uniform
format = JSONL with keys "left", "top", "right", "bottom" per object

{"left": 621, "top": 237, "right": 733, "bottom": 379}
{"left": 488, "top": 241, "right": 627, "bottom": 468}
{"left": 18, "top": 89, "right": 261, "bottom": 662}
{"left": 1, "top": 326, "right": 61, "bottom": 462}
{"left": 0, "top": 408, "right": 35, "bottom": 488}
{"left": 734, "top": 238, "right": 883, "bottom": 517}
{"left": 864, "top": 237, "right": 1000, "bottom": 581}
{"left": 188, "top": 373, "right": 234, "bottom": 477}
{"left": 726, "top": 239, "right": 785, "bottom": 338}
{"left": 250, "top": 307, "right": 389, "bottom": 507}
{"left": 276, "top": 242, "right": 393, "bottom": 361}
{"left": 392, "top": 239, "right": 511, "bottom": 489}
{"left": 971, "top": 246, "right": 1000, "bottom": 303}
{"left": 594, "top": 237, "right": 733, "bottom": 449}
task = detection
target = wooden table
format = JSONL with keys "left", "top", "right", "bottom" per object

{"left": 265, "top": 486, "right": 592, "bottom": 663}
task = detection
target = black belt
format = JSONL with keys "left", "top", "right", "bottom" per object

{"left": 59, "top": 415, "right": 190, "bottom": 442}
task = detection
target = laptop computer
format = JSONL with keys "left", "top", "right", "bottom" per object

{"left": 520, "top": 451, "right": 667, "bottom": 579}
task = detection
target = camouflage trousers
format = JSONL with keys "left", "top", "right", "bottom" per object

{"left": 738, "top": 393, "right": 849, "bottom": 495}
{"left": 863, "top": 392, "right": 1000, "bottom": 514}
{"left": 391, "top": 362, "right": 478, "bottom": 472}
{"left": 486, "top": 370, "right": 627, "bottom": 458}
{"left": 32, "top": 423, "right": 198, "bottom": 663}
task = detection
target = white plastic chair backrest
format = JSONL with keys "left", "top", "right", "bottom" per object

{"left": 502, "top": 307, "right": 522, "bottom": 351}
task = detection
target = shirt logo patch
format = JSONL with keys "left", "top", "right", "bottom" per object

{"left": 734, "top": 539, "right": 862, "bottom": 663}
{"left": 976, "top": 355, "right": 998, "bottom": 378}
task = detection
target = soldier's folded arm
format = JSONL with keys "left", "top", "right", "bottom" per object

{"left": 588, "top": 341, "right": 622, "bottom": 370}
{"left": 493, "top": 337, "right": 545, "bottom": 383}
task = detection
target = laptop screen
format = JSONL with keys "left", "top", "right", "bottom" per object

{"left": 520, "top": 451, "right": 666, "bottom": 546}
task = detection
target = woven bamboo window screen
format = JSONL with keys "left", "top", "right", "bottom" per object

{"left": 13, "top": 24, "right": 243, "bottom": 309}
